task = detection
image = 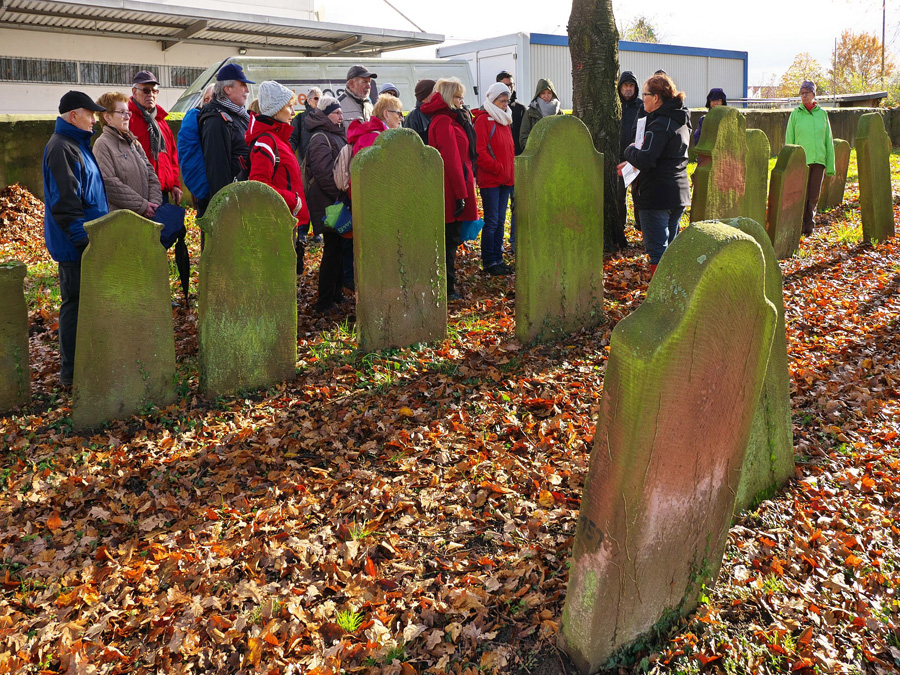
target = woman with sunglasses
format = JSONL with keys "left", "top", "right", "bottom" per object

{"left": 290, "top": 87, "right": 323, "bottom": 162}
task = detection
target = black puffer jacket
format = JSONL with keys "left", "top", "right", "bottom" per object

{"left": 304, "top": 108, "right": 347, "bottom": 234}
{"left": 402, "top": 101, "right": 431, "bottom": 145}
{"left": 618, "top": 71, "right": 644, "bottom": 160}
{"left": 198, "top": 98, "right": 250, "bottom": 199}
{"left": 623, "top": 97, "right": 692, "bottom": 210}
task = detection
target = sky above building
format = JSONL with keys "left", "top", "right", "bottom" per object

{"left": 320, "top": 0, "right": 897, "bottom": 85}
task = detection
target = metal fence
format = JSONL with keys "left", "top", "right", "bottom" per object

{"left": 0, "top": 55, "right": 205, "bottom": 88}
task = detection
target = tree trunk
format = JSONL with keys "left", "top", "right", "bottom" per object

{"left": 569, "top": 0, "right": 621, "bottom": 253}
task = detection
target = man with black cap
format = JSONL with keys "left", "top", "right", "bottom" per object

{"left": 198, "top": 63, "right": 255, "bottom": 214}
{"left": 339, "top": 65, "right": 376, "bottom": 130}
{"left": 402, "top": 79, "right": 435, "bottom": 145}
{"left": 42, "top": 91, "right": 109, "bottom": 388}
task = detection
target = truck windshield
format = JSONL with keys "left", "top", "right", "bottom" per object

{"left": 169, "top": 59, "right": 228, "bottom": 113}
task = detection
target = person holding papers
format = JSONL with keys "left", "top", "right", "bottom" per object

{"left": 619, "top": 73, "right": 691, "bottom": 277}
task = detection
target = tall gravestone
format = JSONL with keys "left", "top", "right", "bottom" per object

{"left": 515, "top": 115, "right": 605, "bottom": 343}
{"left": 72, "top": 213, "right": 175, "bottom": 429}
{"left": 766, "top": 144, "right": 808, "bottom": 259}
{"left": 856, "top": 113, "right": 895, "bottom": 242}
{"left": 559, "top": 222, "right": 777, "bottom": 674}
{"left": 0, "top": 260, "right": 30, "bottom": 412}
{"left": 817, "top": 139, "right": 851, "bottom": 211}
{"left": 744, "top": 129, "right": 770, "bottom": 227}
{"left": 352, "top": 129, "right": 446, "bottom": 351}
{"left": 198, "top": 182, "right": 297, "bottom": 398}
{"left": 691, "top": 106, "right": 747, "bottom": 222}
{"left": 715, "top": 218, "right": 794, "bottom": 512}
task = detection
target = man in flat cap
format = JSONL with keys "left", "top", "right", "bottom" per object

{"left": 338, "top": 64, "right": 376, "bottom": 130}
{"left": 42, "top": 91, "right": 109, "bottom": 388}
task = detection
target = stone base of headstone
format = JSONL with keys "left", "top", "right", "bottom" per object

{"left": 559, "top": 221, "right": 777, "bottom": 674}
{"left": 0, "top": 260, "right": 30, "bottom": 412}
{"left": 856, "top": 113, "right": 895, "bottom": 242}
{"left": 817, "top": 139, "right": 851, "bottom": 211}
{"left": 72, "top": 213, "right": 175, "bottom": 429}
{"left": 766, "top": 144, "right": 807, "bottom": 259}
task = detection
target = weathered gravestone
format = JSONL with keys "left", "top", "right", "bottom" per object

{"left": 715, "top": 218, "right": 794, "bottom": 512}
{"left": 0, "top": 260, "right": 30, "bottom": 412}
{"left": 515, "top": 115, "right": 604, "bottom": 342}
{"left": 198, "top": 182, "right": 297, "bottom": 398}
{"left": 558, "top": 221, "right": 777, "bottom": 674}
{"left": 856, "top": 113, "right": 895, "bottom": 242}
{"left": 691, "top": 105, "right": 747, "bottom": 222}
{"left": 744, "top": 129, "right": 771, "bottom": 227}
{"left": 817, "top": 139, "right": 851, "bottom": 211}
{"left": 351, "top": 129, "right": 446, "bottom": 351}
{"left": 72, "top": 213, "right": 175, "bottom": 428}
{"left": 766, "top": 144, "right": 808, "bottom": 259}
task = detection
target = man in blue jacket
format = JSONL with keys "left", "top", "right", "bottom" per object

{"left": 43, "top": 90, "right": 108, "bottom": 387}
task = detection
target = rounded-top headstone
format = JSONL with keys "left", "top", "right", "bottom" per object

{"left": 856, "top": 113, "right": 894, "bottom": 242}
{"left": 766, "top": 144, "right": 808, "bottom": 259}
{"left": 691, "top": 105, "right": 748, "bottom": 222}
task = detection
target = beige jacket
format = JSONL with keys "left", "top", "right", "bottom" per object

{"left": 93, "top": 125, "right": 162, "bottom": 214}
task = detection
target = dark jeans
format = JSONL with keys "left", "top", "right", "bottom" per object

{"left": 481, "top": 185, "right": 513, "bottom": 268}
{"left": 58, "top": 260, "right": 81, "bottom": 384}
{"left": 614, "top": 177, "right": 637, "bottom": 247}
{"left": 342, "top": 237, "right": 354, "bottom": 290}
{"left": 509, "top": 190, "right": 516, "bottom": 253}
{"left": 804, "top": 163, "right": 826, "bottom": 234}
{"left": 639, "top": 207, "right": 684, "bottom": 265}
{"left": 445, "top": 221, "right": 463, "bottom": 294}
{"left": 317, "top": 231, "right": 345, "bottom": 309}
{"left": 163, "top": 192, "right": 190, "bottom": 299}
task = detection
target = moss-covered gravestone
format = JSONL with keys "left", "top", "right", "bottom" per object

{"left": 766, "top": 144, "right": 808, "bottom": 259}
{"left": 198, "top": 182, "right": 297, "bottom": 398}
{"left": 856, "top": 113, "right": 895, "bottom": 242}
{"left": 351, "top": 129, "right": 446, "bottom": 351}
{"left": 72, "top": 213, "right": 175, "bottom": 429}
{"left": 817, "top": 139, "right": 851, "bottom": 211}
{"left": 558, "top": 222, "right": 777, "bottom": 674}
{"left": 0, "top": 260, "right": 30, "bottom": 412}
{"left": 691, "top": 106, "right": 747, "bottom": 222}
{"left": 715, "top": 218, "right": 794, "bottom": 512}
{"left": 744, "top": 129, "right": 770, "bottom": 227}
{"left": 515, "top": 116, "right": 604, "bottom": 342}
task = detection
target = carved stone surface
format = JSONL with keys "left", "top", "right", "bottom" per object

{"left": 744, "top": 129, "right": 771, "bottom": 227}
{"left": 0, "top": 260, "right": 30, "bottom": 412}
{"left": 856, "top": 113, "right": 895, "bottom": 242}
{"left": 691, "top": 106, "right": 748, "bottom": 222}
{"left": 766, "top": 144, "right": 808, "bottom": 259}
{"left": 817, "top": 139, "right": 851, "bottom": 211}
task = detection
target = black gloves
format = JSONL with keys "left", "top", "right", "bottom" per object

{"left": 454, "top": 199, "right": 465, "bottom": 218}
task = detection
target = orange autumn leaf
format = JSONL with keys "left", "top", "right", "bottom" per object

{"left": 845, "top": 554, "right": 864, "bottom": 568}
{"left": 46, "top": 512, "right": 62, "bottom": 530}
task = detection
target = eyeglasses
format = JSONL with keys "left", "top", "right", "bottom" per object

{"left": 641, "top": 91, "right": 655, "bottom": 98}
{"left": 135, "top": 87, "right": 159, "bottom": 95}
{"left": 311, "top": 96, "right": 320, "bottom": 101}
{"left": 113, "top": 110, "right": 132, "bottom": 118}
{"left": 387, "top": 109, "right": 403, "bottom": 117}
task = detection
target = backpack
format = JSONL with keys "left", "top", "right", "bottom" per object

{"left": 332, "top": 143, "right": 352, "bottom": 193}
{"left": 176, "top": 107, "right": 210, "bottom": 200}
{"left": 250, "top": 132, "right": 281, "bottom": 181}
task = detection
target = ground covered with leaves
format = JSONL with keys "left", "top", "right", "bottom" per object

{"left": 0, "top": 151, "right": 899, "bottom": 674}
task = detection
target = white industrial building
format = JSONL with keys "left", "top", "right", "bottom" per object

{"left": 437, "top": 33, "right": 748, "bottom": 109}
{"left": 0, "top": 0, "right": 443, "bottom": 113}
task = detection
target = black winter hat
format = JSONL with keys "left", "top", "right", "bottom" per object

{"left": 706, "top": 88, "right": 727, "bottom": 108}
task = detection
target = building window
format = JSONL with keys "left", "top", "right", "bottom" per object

{"left": 170, "top": 66, "right": 205, "bottom": 88}
{"left": 80, "top": 62, "right": 161, "bottom": 86}
{"left": 0, "top": 56, "right": 78, "bottom": 83}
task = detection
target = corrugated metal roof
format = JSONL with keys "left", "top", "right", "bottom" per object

{"left": 0, "top": 0, "right": 443, "bottom": 54}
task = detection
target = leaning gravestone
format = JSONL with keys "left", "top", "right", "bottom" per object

{"left": 198, "top": 182, "right": 297, "bottom": 398}
{"left": 691, "top": 105, "right": 747, "bottom": 222}
{"left": 0, "top": 260, "right": 30, "bottom": 412}
{"left": 715, "top": 218, "right": 794, "bottom": 512}
{"left": 72, "top": 213, "right": 175, "bottom": 429}
{"left": 766, "top": 144, "right": 808, "bottom": 259}
{"left": 558, "top": 221, "right": 777, "bottom": 674}
{"left": 352, "top": 129, "right": 446, "bottom": 351}
{"left": 817, "top": 139, "right": 851, "bottom": 211}
{"left": 744, "top": 129, "right": 770, "bottom": 227}
{"left": 515, "top": 115, "right": 604, "bottom": 342}
{"left": 856, "top": 113, "right": 895, "bottom": 242}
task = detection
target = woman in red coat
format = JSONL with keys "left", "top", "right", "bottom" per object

{"left": 423, "top": 77, "right": 477, "bottom": 301}
{"left": 245, "top": 81, "right": 310, "bottom": 272}
{"left": 473, "top": 82, "right": 515, "bottom": 276}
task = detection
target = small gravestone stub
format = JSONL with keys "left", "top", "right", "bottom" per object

{"left": 198, "top": 182, "right": 297, "bottom": 398}
{"left": 766, "top": 144, "right": 808, "bottom": 259}
{"left": 352, "top": 129, "right": 446, "bottom": 351}
{"left": 818, "top": 139, "right": 851, "bottom": 211}
{"left": 691, "top": 105, "right": 748, "bottom": 222}
{"left": 72, "top": 213, "right": 175, "bottom": 429}
{"left": 0, "top": 260, "right": 30, "bottom": 412}
{"left": 558, "top": 221, "right": 776, "bottom": 674}
{"left": 856, "top": 113, "right": 895, "bottom": 242}
{"left": 715, "top": 218, "right": 794, "bottom": 512}
{"left": 515, "top": 115, "right": 605, "bottom": 343}
{"left": 744, "top": 129, "right": 770, "bottom": 227}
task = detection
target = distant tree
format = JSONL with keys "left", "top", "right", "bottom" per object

{"left": 778, "top": 53, "right": 827, "bottom": 97}
{"left": 829, "top": 30, "right": 895, "bottom": 92}
{"left": 621, "top": 15, "right": 661, "bottom": 43}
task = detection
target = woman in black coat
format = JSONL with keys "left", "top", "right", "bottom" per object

{"left": 619, "top": 73, "right": 691, "bottom": 276}
{"left": 304, "top": 96, "right": 348, "bottom": 313}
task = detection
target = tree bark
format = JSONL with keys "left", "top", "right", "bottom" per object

{"left": 569, "top": 0, "right": 621, "bottom": 253}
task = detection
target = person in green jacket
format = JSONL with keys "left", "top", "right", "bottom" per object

{"left": 519, "top": 78, "right": 564, "bottom": 149}
{"left": 785, "top": 80, "right": 835, "bottom": 235}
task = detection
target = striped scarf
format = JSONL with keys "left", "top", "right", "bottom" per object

{"left": 132, "top": 98, "right": 166, "bottom": 160}
{"left": 217, "top": 95, "right": 250, "bottom": 125}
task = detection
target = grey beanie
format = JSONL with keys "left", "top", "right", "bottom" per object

{"left": 258, "top": 80, "right": 294, "bottom": 117}
{"left": 799, "top": 80, "right": 816, "bottom": 95}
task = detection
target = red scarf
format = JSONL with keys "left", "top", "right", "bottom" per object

{"left": 804, "top": 101, "right": 816, "bottom": 112}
